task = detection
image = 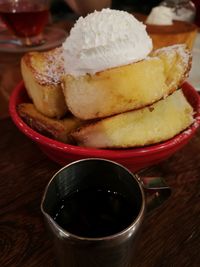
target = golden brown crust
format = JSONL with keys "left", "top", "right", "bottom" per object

{"left": 71, "top": 90, "right": 194, "bottom": 148}
{"left": 151, "top": 44, "right": 192, "bottom": 91}
{"left": 21, "top": 48, "right": 67, "bottom": 118}
{"left": 62, "top": 44, "right": 192, "bottom": 120}
{"left": 22, "top": 48, "right": 64, "bottom": 86}
{"left": 18, "top": 103, "right": 82, "bottom": 143}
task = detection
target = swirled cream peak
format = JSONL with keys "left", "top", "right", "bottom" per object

{"left": 146, "top": 6, "right": 173, "bottom": 25}
{"left": 63, "top": 8, "right": 152, "bottom": 76}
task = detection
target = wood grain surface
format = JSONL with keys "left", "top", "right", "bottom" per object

{"left": 1, "top": 118, "right": 200, "bottom": 267}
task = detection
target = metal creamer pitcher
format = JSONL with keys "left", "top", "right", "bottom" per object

{"left": 41, "top": 158, "right": 171, "bottom": 267}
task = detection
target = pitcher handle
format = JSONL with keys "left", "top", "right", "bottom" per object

{"left": 136, "top": 174, "right": 171, "bottom": 212}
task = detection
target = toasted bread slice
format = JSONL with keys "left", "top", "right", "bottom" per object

{"left": 18, "top": 103, "right": 82, "bottom": 143}
{"left": 62, "top": 45, "right": 191, "bottom": 120}
{"left": 21, "top": 48, "right": 67, "bottom": 119}
{"left": 71, "top": 90, "right": 194, "bottom": 148}
{"left": 150, "top": 45, "right": 191, "bottom": 88}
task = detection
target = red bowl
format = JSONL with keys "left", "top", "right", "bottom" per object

{"left": 9, "top": 81, "right": 200, "bottom": 172}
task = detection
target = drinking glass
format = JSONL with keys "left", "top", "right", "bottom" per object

{"left": 0, "top": 0, "right": 50, "bottom": 47}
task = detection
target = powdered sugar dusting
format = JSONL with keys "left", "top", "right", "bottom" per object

{"left": 152, "top": 44, "right": 191, "bottom": 90}
{"left": 34, "top": 47, "right": 64, "bottom": 86}
{"left": 153, "top": 44, "right": 191, "bottom": 69}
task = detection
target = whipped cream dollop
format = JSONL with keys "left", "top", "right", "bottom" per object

{"left": 63, "top": 8, "right": 152, "bottom": 76}
{"left": 146, "top": 6, "right": 173, "bottom": 25}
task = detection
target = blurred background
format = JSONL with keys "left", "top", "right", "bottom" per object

{"left": 51, "top": 0, "right": 163, "bottom": 21}
{"left": 51, "top": 0, "right": 200, "bottom": 26}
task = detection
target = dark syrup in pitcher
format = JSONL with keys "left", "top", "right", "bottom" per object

{"left": 53, "top": 188, "right": 138, "bottom": 238}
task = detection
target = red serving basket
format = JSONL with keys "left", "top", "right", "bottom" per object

{"left": 9, "top": 81, "right": 200, "bottom": 172}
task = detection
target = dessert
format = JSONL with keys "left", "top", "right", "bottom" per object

{"left": 146, "top": 6, "right": 173, "bottom": 25}
{"left": 146, "top": 20, "right": 198, "bottom": 50}
{"left": 62, "top": 44, "right": 191, "bottom": 120}
{"left": 71, "top": 90, "right": 194, "bottom": 148}
{"left": 18, "top": 8, "right": 195, "bottom": 149}
{"left": 62, "top": 9, "right": 191, "bottom": 120}
{"left": 18, "top": 103, "right": 81, "bottom": 143}
{"left": 21, "top": 47, "right": 67, "bottom": 118}
{"left": 144, "top": 6, "right": 198, "bottom": 50}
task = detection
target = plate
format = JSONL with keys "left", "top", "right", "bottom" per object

{"left": 0, "top": 26, "right": 68, "bottom": 53}
{"left": 187, "top": 33, "right": 200, "bottom": 91}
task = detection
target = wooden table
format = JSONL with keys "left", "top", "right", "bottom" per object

{"left": 1, "top": 118, "right": 200, "bottom": 267}
{"left": 1, "top": 13, "right": 200, "bottom": 267}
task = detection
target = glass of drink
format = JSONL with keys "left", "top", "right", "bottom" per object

{"left": 0, "top": 0, "right": 50, "bottom": 47}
